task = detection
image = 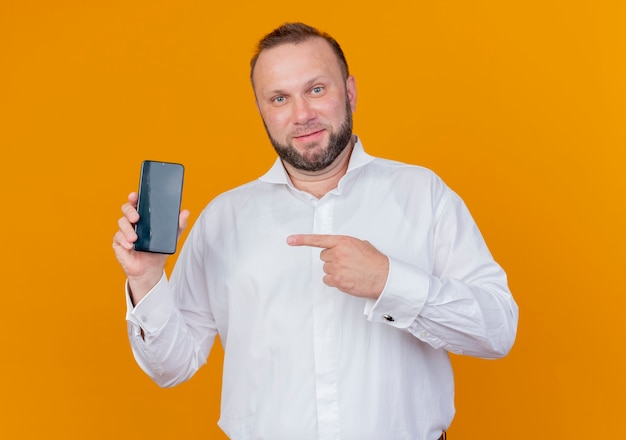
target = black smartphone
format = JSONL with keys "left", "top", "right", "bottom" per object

{"left": 133, "top": 160, "right": 185, "bottom": 254}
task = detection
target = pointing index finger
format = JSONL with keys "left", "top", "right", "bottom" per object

{"left": 287, "top": 234, "right": 342, "bottom": 248}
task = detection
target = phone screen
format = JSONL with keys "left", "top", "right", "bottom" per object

{"left": 133, "top": 160, "right": 185, "bottom": 254}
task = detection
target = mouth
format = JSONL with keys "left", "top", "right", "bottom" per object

{"left": 292, "top": 129, "right": 325, "bottom": 143}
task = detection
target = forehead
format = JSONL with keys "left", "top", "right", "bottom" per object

{"left": 252, "top": 37, "right": 343, "bottom": 92}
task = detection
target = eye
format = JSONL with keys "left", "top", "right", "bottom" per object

{"left": 272, "top": 96, "right": 286, "bottom": 104}
{"left": 311, "top": 86, "right": 324, "bottom": 95}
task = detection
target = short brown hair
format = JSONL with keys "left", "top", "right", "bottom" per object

{"left": 250, "top": 22, "right": 350, "bottom": 85}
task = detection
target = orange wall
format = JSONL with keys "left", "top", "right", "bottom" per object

{"left": 2, "top": 1, "right": 624, "bottom": 438}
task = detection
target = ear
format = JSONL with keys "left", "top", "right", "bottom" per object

{"left": 346, "top": 75, "right": 357, "bottom": 112}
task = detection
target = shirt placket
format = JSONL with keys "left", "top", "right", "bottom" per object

{"left": 311, "top": 196, "right": 340, "bottom": 440}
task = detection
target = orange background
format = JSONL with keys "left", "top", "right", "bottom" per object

{"left": 2, "top": 1, "right": 624, "bottom": 438}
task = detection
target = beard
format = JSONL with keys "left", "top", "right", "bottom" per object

{"left": 264, "top": 98, "right": 353, "bottom": 172}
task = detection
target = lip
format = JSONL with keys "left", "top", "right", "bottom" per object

{"left": 293, "top": 129, "right": 324, "bottom": 143}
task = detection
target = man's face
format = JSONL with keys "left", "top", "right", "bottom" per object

{"left": 252, "top": 37, "right": 357, "bottom": 172}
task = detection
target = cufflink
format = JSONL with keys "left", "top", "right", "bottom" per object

{"left": 383, "top": 314, "right": 394, "bottom": 322}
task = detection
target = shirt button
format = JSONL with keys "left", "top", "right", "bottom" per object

{"left": 383, "top": 314, "right": 394, "bottom": 322}
{"left": 141, "top": 315, "right": 148, "bottom": 323}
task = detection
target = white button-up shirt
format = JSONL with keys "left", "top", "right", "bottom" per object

{"left": 126, "top": 137, "right": 518, "bottom": 440}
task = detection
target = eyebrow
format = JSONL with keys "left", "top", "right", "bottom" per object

{"left": 264, "top": 75, "right": 330, "bottom": 97}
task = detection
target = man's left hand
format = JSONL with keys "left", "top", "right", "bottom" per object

{"left": 287, "top": 234, "right": 389, "bottom": 299}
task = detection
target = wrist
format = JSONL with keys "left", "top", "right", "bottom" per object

{"left": 128, "top": 269, "right": 164, "bottom": 305}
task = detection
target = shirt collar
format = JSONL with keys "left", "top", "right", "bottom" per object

{"left": 259, "top": 135, "right": 374, "bottom": 186}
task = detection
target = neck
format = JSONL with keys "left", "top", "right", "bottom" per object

{"left": 284, "top": 135, "right": 355, "bottom": 198}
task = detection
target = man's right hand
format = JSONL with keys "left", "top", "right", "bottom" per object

{"left": 112, "top": 192, "right": 190, "bottom": 305}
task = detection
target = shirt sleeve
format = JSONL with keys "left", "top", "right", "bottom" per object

{"left": 364, "top": 187, "right": 519, "bottom": 359}
{"left": 125, "top": 220, "right": 218, "bottom": 387}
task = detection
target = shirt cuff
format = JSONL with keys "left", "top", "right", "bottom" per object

{"left": 364, "top": 257, "right": 430, "bottom": 328}
{"left": 125, "top": 272, "right": 176, "bottom": 334}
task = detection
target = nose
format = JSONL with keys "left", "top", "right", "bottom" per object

{"left": 292, "top": 97, "right": 316, "bottom": 124}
